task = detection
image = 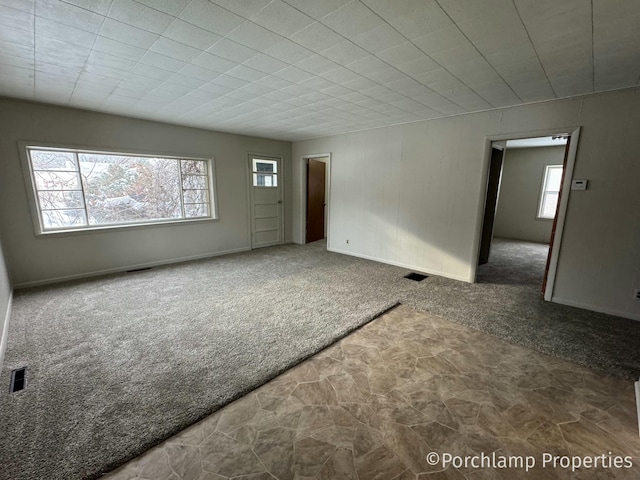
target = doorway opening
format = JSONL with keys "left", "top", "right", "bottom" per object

{"left": 304, "top": 155, "right": 330, "bottom": 244}
{"left": 476, "top": 128, "right": 579, "bottom": 300}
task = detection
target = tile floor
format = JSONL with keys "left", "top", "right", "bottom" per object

{"left": 103, "top": 305, "right": 640, "bottom": 480}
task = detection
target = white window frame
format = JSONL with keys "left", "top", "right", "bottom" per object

{"left": 19, "top": 142, "right": 218, "bottom": 235}
{"left": 537, "top": 164, "right": 563, "bottom": 220}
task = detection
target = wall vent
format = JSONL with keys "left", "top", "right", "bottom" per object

{"left": 10, "top": 367, "right": 27, "bottom": 393}
{"left": 126, "top": 267, "right": 152, "bottom": 273}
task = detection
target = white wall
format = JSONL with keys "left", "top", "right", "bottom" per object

{"left": 293, "top": 87, "right": 640, "bottom": 321}
{"left": 494, "top": 146, "right": 565, "bottom": 243}
{"left": 0, "top": 98, "right": 292, "bottom": 286}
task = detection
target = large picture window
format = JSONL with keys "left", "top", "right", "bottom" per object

{"left": 24, "top": 146, "right": 214, "bottom": 233}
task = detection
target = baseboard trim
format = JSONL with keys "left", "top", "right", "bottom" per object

{"left": 0, "top": 290, "right": 13, "bottom": 373}
{"left": 328, "top": 247, "right": 470, "bottom": 283}
{"left": 551, "top": 297, "right": 640, "bottom": 322}
{"left": 14, "top": 247, "right": 252, "bottom": 289}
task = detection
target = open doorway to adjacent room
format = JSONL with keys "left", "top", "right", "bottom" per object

{"left": 476, "top": 130, "right": 578, "bottom": 299}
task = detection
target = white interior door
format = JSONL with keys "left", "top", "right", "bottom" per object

{"left": 249, "top": 155, "right": 283, "bottom": 249}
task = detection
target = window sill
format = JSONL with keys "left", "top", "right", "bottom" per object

{"left": 35, "top": 217, "right": 218, "bottom": 238}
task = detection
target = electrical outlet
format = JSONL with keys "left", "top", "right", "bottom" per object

{"left": 346, "top": 239, "right": 349, "bottom": 244}
{"left": 635, "top": 290, "right": 640, "bottom": 300}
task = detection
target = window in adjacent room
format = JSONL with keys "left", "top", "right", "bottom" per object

{"left": 252, "top": 158, "right": 278, "bottom": 187}
{"left": 23, "top": 145, "right": 215, "bottom": 233}
{"left": 537, "top": 165, "right": 563, "bottom": 219}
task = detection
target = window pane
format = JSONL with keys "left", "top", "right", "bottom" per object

{"left": 253, "top": 173, "right": 277, "bottom": 187}
{"left": 182, "top": 175, "right": 207, "bottom": 189}
{"left": 253, "top": 159, "right": 277, "bottom": 174}
{"left": 541, "top": 192, "right": 559, "bottom": 218}
{"left": 30, "top": 150, "right": 77, "bottom": 171}
{"left": 184, "top": 203, "right": 209, "bottom": 218}
{"left": 546, "top": 167, "right": 563, "bottom": 191}
{"left": 79, "top": 154, "right": 182, "bottom": 226}
{"left": 38, "top": 191, "right": 84, "bottom": 210}
{"left": 183, "top": 189, "right": 209, "bottom": 204}
{"left": 42, "top": 209, "right": 87, "bottom": 229}
{"left": 181, "top": 160, "right": 207, "bottom": 175}
{"left": 34, "top": 170, "right": 82, "bottom": 190}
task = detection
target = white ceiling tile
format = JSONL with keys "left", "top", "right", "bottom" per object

{"left": 0, "top": 4, "right": 34, "bottom": 31}
{"left": 134, "top": 0, "right": 191, "bottom": 16}
{"left": 107, "top": 0, "right": 174, "bottom": 34}
{"left": 299, "top": 76, "right": 334, "bottom": 91}
{"left": 255, "top": 75, "right": 293, "bottom": 90}
{"left": 178, "top": 64, "right": 221, "bottom": 82}
{"left": 263, "top": 39, "right": 311, "bottom": 63}
{"left": 226, "top": 21, "right": 283, "bottom": 52}
{"left": 209, "top": 0, "right": 272, "bottom": 19}
{"left": 295, "top": 54, "right": 339, "bottom": 75}
{"left": 130, "top": 63, "right": 174, "bottom": 81}
{"left": 1, "top": 24, "right": 34, "bottom": 48}
{"left": 35, "top": 16, "right": 97, "bottom": 47}
{"left": 62, "top": 0, "right": 112, "bottom": 15}
{"left": 281, "top": 0, "right": 351, "bottom": 20}
{"left": 249, "top": 0, "right": 314, "bottom": 37}
{"left": 352, "top": 24, "right": 405, "bottom": 54}
{"left": 0, "top": 0, "right": 33, "bottom": 14}
{"left": 272, "top": 66, "right": 314, "bottom": 84}
{"left": 361, "top": 0, "right": 451, "bottom": 40}
{"left": 319, "top": 66, "right": 361, "bottom": 84}
{"left": 36, "top": 0, "right": 104, "bottom": 32}
{"left": 162, "top": 20, "right": 221, "bottom": 50}
{"left": 100, "top": 19, "right": 159, "bottom": 49}
{"left": 320, "top": 41, "right": 369, "bottom": 65}
{"left": 207, "top": 39, "right": 257, "bottom": 63}
{"left": 140, "top": 51, "right": 187, "bottom": 72}
{"left": 92, "top": 36, "right": 146, "bottom": 62}
{"left": 192, "top": 52, "right": 236, "bottom": 73}
{"left": 396, "top": 56, "right": 440, "bottom": 76}
{"left": 179, "top": 0, "right": 244, "bottom": 36}
{"left": 242, "top": 54, "right": 289, "bottom": 74}
{"left": 321, "top": 1, "right": 383, "bottom": 37}
{"left": 165, "top": 72, "right": 208, "bottom": 89}
{"left": 368, "top": 67, "right": 407, "bottom": 85}
{"left": 211, "top": 74, "right": 250, "bottom": 89}
{"left": 0, "top": 51, "right": 34, "bottom": 69}
{"left": 150, "top": 37, "right": 201, "bottom": 62}
{"left": 346, "top": 55, "right": 388, "bottom": 75}
{"left": 35, "top": 38, "right": 90, "bottom": 69}
{"left": 227, "top": 64, "right": 267, "bottom": 82}
{"left": 377, "top": 42, "right": 425, "bottom": 66}
{"left": 289, "top": 21, "right": 343, "bottom": 53}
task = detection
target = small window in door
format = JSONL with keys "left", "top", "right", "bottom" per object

{"left": 252, "top": 159, "right": 278, "bottom": 187}
{"left": 538, "top": 165, "right": 563, "bottom": 219}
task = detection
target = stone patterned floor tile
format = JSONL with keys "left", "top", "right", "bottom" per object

{"left": 103, "top": 306, "right": 640, "bottom": 480}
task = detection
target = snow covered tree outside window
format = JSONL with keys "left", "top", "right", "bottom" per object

{"left": 26, "top": 147, "right": 212, "bottom": 232}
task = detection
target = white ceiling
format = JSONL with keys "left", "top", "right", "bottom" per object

{"left": 506, "top": 136, "right": 568, "bottom": 149}
{"left": 1, "top": 0, "right": 639, "bottom": 141}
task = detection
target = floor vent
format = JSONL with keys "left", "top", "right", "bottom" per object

{"left": 10, "top": 367, "right": 27, "bottom": 393}
{"left": 404, "top": 272, "right": 428, "bottom": 282}
{"left": 126, "top": 267, "right": 152, "bottom": 273}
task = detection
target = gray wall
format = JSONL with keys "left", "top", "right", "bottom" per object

{"left": 292, "top": 87, "right": 640, "bottom": 321}
{"left": 0, "top": 98, "right": 292, "bottom": 286}
{"left": 494, "top": 145, "right": 565, "bottom": 243}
